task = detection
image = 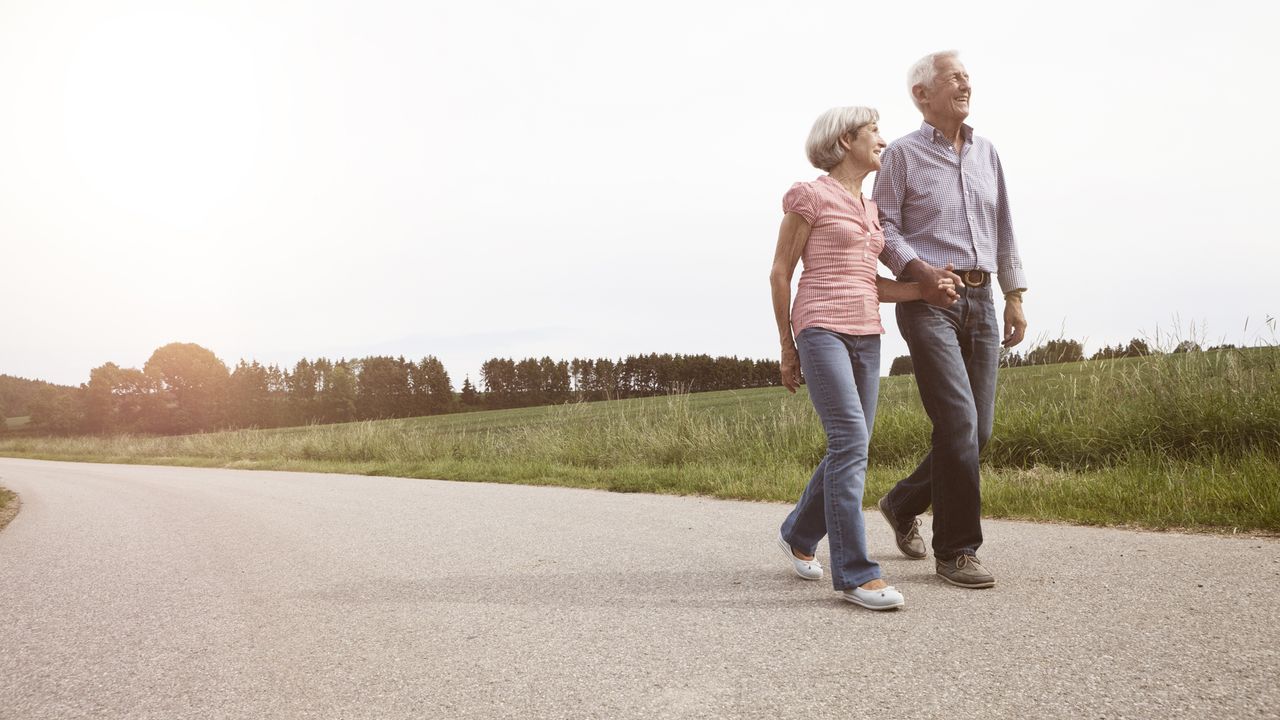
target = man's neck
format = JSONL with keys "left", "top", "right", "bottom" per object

{"left": 924, "top": 114, "right": 966, "bottom": 151}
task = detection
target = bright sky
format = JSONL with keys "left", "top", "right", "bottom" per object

{"left": 2, "top": 0, "right": 1277, "bottom": 388}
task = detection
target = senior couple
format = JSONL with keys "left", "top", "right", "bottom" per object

{"left": 770, "top": 50, "right": 1028, "bottom": 611}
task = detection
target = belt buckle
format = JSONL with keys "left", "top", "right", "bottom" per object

{"left": 962, "top": 270, "right": 985, "bottom": 287}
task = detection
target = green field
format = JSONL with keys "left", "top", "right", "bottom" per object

{"left": 1, "top": 349, "right": 1276, "bottom": 532}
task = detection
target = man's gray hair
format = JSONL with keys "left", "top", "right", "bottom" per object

{"left": 907, "top": 49, "right": 961, "bottom": 110}
{"left": 804, "top": 106, "right": 879, "bottom": 171}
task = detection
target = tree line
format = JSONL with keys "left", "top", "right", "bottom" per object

{"left": 11, "top": 344, "right": 783, "bottom": 435}
{"left": 479, "top": 353, "right": 782, "bottom": 409}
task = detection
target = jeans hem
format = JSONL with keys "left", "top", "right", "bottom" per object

{"left": 833, "top": 569, "right": 882, "bottom": 592}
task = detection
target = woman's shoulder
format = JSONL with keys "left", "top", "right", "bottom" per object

{"left": 783, "top": 176, "right": 835, "bottom": 206}
{"left": 785, "top": 176, "right": 833, "bottom": 195}
{"left": 783, "top": 178, "right": 832, "bottom": 223}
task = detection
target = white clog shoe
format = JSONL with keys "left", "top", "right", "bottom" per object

{"left": 776, "top": 532, "right": 823, "bottom": 581}
{"left": 841, "top": 584, "right": 905, "bottom": 611}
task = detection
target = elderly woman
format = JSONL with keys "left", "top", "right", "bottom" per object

{"left": 770, "top": 106, "right": 956, "bottom": 610}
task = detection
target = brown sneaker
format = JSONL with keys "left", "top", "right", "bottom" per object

{"left": 877, "top": 496, "right": 926, "bottom": 559}
{"left": 935, "top": 554, "right": 996, "bottom": 589}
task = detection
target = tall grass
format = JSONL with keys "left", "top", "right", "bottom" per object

{"left": 1, "top": 349, "right": 1276, "bottom": 531}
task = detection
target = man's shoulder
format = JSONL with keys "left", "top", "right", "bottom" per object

{"left": 885, "top": 132, "right": 925, "bottom": 151}
{"left": 880, "top": 134, "right": 921, "bottom": 165}
{"left": 970, "top": 132, "right": 1000, "bottom": 154}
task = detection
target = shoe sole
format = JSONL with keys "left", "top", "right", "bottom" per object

{"left": 841, "top": 593, "right": 904, "bottom": 611}
{"left": 777, "top": 534, "right": 822, "bottom": 581}
{"left": 877, "top": 498, "right": 927, "bottom": 560}
{"left": 936, "top": 572, "right": 996, "bottom": 589}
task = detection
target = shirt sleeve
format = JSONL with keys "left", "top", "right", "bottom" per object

{"left": 782, "top": 183, "right": 819, "bottom": 225}
{"left": 872, "top": 144, "right": 919, "bottom": 276}
{"left": 993, "top": 149, "right": 1028, "bottom": 294}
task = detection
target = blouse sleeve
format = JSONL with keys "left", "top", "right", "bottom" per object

{"left": 782, "top": 182, "right": 819, "bottom": 225}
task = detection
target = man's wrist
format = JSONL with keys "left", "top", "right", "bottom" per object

{"left": 1004, "top": 289, "right": 1025, "bottom": 304}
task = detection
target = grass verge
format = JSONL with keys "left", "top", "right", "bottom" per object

{"left": 0, "top": 349, "right": 1276, "bottom": 533}
{"left": 0, "top": 487, "right": 18, "bottom": 533}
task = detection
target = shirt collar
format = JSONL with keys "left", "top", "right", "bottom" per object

{"left": 919, "top": 120, "right": 974, "bottom": 145}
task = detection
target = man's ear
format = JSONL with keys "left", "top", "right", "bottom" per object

{"left": 912, "top": 83, "right": 928, "bottom": 106}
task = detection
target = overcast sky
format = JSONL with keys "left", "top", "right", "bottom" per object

{"left": 2, "top": 0, "right": 1276, "bottom": 388}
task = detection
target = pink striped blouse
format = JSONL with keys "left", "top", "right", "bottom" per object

{"left": 784, "top": 175, "right": 885, "bottom": 338}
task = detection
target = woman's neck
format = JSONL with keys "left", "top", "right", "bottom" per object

{"left": 828, "top": 165, "right": 871, "bottom": 198}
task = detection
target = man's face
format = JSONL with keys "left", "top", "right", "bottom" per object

{"left": 921, "top": 56, "right": 971, "bottom": 123}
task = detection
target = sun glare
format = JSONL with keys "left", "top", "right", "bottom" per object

{"left": 60, "top": 10, "right": 264, "bottom": 225}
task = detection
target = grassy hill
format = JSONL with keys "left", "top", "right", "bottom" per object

{"left": 1, "top": 348, "right": 1276, "bottom": 532}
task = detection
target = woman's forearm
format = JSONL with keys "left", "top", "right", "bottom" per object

{"left": 771, "top": 271, "right": 795, "bottom": 347}
{"left": 876, "top": 275, "right": 922, "bottom": 303}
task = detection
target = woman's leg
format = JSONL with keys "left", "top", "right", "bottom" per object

{"left": 779, "top": 457, "right": 826, "bottom": 558}
{"left": 783, "top": 328, "right": 880, "bottom": 591}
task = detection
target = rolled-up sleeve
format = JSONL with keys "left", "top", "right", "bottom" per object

{"left": 993, "top": 150, "right": 1027, "bottom": 293}
{"left": 873, "top": 145, "right": 919, "bottom": 276}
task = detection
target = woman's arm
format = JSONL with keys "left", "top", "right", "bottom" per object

{"left": 770, "top": 213, "right": 811, "bottom": 393}
{"left": 876, "top": 275, "right": 922, "bottom": 303}
{"left": 876, "top": 265, "right": 959, "bottom": 304}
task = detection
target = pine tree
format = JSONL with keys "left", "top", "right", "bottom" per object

{"left": 460, "top": 376, "right": 478, "bottom": 408}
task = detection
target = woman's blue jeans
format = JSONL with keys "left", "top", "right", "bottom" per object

{"left": 780, "top": 327, "right": 881, "bottom": 591}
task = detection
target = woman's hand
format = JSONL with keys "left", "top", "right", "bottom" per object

{"left": 781, "top": 345, "right": 802, "bottom": 393}
{"left": 936, "top": 274, "right": 959, "bottom": 304}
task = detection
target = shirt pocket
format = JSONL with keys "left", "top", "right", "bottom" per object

{"left": 964, "top": 166, "right": 998, "bottom": 215}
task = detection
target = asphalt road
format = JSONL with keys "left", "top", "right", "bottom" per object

{"left": 0, "top": 457, "right": 1276, "bottom": 719}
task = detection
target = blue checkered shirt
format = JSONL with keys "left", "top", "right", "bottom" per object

{"left": 873, "top": 122, "right": 1027, "bottom": 294}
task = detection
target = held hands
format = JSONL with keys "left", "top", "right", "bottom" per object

{"left": 919, "top": 262, "right": 963, "bottom": 307}
{"left": 780, "top": 344, "right": 802, "bottom": 393}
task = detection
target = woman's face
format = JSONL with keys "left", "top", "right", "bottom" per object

{"left": 843, "top": 123, "right": 886, "bottom": 172}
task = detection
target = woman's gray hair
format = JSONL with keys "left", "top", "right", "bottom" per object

{"left": 907, "top": 49, "right": 960, "bottom": 110}
{"left": 804, "top": 106, "right": 879, "bottom": 171}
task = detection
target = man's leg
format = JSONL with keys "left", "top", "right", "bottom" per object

{"left": 962, "top": 289, "right": 1000, "bottom": 460}
{"left": 880, "top": 302, "right": 946, "bottom": 527}
{"left": 887, "top": 298, "right": 983, "bottom": 559}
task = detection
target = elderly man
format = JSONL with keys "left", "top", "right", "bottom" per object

{"left": 872, "top": 50, "right": 1027, "bottom": 588}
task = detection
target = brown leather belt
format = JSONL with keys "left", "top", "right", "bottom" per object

{"left": 958, "top": 270, "right": 990, "bottom": 288}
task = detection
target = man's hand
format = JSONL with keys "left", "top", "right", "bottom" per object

{"left": 1003, "top": 297, "right": 1027, "bottom": 347}
{"left": 909, "top": 261, "right": 964, "bottom": 307}
{"left": 781, "top": 345, "right": 802, "bottom": 393}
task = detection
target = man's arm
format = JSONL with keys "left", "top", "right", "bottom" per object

{"left": 872, "top": 144, "right": 919, "bottom": 276}
{"left": 993, "top": 149, "right": 1028, "bottom": 347}
{"left": 993, "top": 149, "right": 1027, "bottom": 295}
{"left": 874, "top": 145, "right": 960, "bottom": 306}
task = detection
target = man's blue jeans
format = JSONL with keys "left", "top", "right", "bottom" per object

{"left": 883, "top": 286, "right": 999, "bottom": 560}
{"left": 780, "top": 327, "right": 881, "bottom": 591}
